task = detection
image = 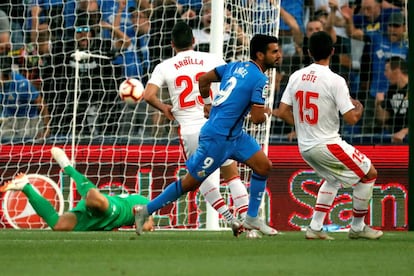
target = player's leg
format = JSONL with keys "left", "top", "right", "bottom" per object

{"left": 242, "top": 151, "right": 272, "bottom": 217}
{"left": 134, "top": 173, "right": 201, "bottom": 235}
{"left": 301, "top": 145, "right": 347, "bottom": 240}
{"left": 52, "top": 147, "right": 114, "bottom": 214}
{"left": 220, "top": 161, "right": 249, "bottom": 220}
{"left": 235, "top": 134, "right": 277, "bottom": 235}
{"left": 349, "top": 164, "right": 383, "bottom": 239}
{"left": 306, "top": 179, "right": 338, "bottom": 240}
{"left": 134, "top": 134, "right": 228, "bottom": 235}
{"left": 84, "top": 188, "right": 110, "bottom": 212}
{"left": 312, "top": 142, "right": 383, "bottom": 240}
{"left": 198, "top": 170, "right": 244, "bottom": 236}
{"left": 182, "top": 131, "right": 239, "bottom": 225}
{"left": 0, "top": 173, "right": 60, "bottom": 229}
{"left": 53, "top": 212, "right": 77, "bottom": 231}
{"left": 199, "top": 169, "right": 235, "bottom": 223}
{"left": 242, "top": 150, "right": 277, "bottom": 235}
{"left": 51, "top": 147, "right": 97, "bottom": 197}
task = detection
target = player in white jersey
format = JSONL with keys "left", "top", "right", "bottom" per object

{"left": 277, "top": 31, "right": 383, "bottom": 240}
{"left": 142, "top": 21, "right": 251, "bottom": 235}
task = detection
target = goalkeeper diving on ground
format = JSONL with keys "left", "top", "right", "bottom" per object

{"left": 0, "top": 147, "right": 154, "bottom": 232}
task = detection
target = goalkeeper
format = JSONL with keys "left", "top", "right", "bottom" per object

{"left": 0, "top": 147, "right": 154, "bottom": 232}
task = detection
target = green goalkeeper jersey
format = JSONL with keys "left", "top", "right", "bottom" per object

{"left": 70, "top": 194, "right": 149, "bottom": 231}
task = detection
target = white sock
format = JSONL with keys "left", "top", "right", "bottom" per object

{"left": 351, "top": 178, "right": 376, "bottom": 231}
{"left": 227, "top": 177, "right": 248, "bottom": 220}
{"left": 199, "top": 170, "right": 234, "bottom": 223}
{"left": 310, "top": 181, "right": 339, "bottom": 230}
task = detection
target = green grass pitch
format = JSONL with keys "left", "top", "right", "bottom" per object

{"left": 0, "top": 230, "right": 413, "bottom": 276}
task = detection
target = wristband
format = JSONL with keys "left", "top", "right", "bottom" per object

{"left": 203, "top": 97, "right": 211, "bottom": 105}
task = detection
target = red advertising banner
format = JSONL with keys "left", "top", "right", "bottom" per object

{"left": 0, "top": 145, "right": 408, "bottom": 231}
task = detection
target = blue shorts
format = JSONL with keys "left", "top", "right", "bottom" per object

{"left": 186, "top": 132, "right": 260, "bottom": 182}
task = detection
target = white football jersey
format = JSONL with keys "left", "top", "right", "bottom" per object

{"left": 281, "top": 63, "right": 355, "bottom": 152}
{"left": 148, "top": 50, "right": 225, "bottom": 134}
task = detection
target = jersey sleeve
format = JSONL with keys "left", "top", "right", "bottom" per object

{"left": 280, "top": 72, "right": 298, "bottom": 106}
{"left": 251, "top": 77, "right": 268, "bottom": 105}
{"left": 334, "top": 76, "right": 354, "bottom": 115}
{"left": 147, "top": 63, "right": 165, "bottom": 88}
{"left": 214, "top": 63, "right": 228, "bottom": 79}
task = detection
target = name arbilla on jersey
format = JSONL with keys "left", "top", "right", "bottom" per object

{"left": 174, "top": 57, "right": 204, "bottom": 70}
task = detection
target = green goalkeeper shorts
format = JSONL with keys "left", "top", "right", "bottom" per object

{"left": 70, "top": 194, "right": 149, "bottom": 231}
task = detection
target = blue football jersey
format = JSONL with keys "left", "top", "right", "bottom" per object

{"left": 1, "top": 72, "right": 40, "bottom": 118}
{"left": 202, "top": 61, "right": 269, "bottom": 138}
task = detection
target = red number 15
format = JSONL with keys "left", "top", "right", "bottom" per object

{"left": 295, "top": 90, "right": 319, "bottom": 125}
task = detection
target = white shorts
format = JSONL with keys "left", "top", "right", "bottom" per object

{"left": 180, "top": 129, "right": 233, "bottom": 167}
{"left": 301, "top": 140, "right": 372, "bottom": 188}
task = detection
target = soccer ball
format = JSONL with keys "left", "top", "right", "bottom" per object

{"left": 119, "top": 78, "right": 144, "bottom": 104}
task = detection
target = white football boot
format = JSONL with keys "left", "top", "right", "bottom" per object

{"left": 0, "top": 173, "right": 29, "bottom": 192}
{"left": 243, "top": 215, "right": 278, "bottom": 236}
{"left": 51, "top": 147, "right": 72, "bottom": 169}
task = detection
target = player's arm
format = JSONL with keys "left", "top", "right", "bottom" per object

{"left": 392, "top": 127, "right": 408, "bottom": 144}
{"left": 274, "top": 102, "right": 295, "bottom": 125}
{"left": 250, "top": 104, "right": 271, "bottom": 124}
{"left": 375, "top": 98, "right": 390, "bottom": 125}
{"left": 343, "top": 98, "right": 363, "bottom": 125}
{"left": 143, "top": 83, "right": 174, "bottom": 121}
{"left": 34, "top": 94, "right": 51, "bottom": 139}
{"left": 199, "top": 69, "right": 220, "bottom": 99}
{"left": 199, "top": 69, "right": 220, "bottom": 118}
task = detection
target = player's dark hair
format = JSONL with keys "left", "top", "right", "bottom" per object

{"left": 387, "top": 56, "right": 408, "bottom": 75}
{"left": 172, "top": 21, "right": 194, "bottom": 49}
{"left": 249, "top": 34, "right": 278, "bottom": 60}
{"left": 308, "top": 31, "right": 333, "bottom": 61}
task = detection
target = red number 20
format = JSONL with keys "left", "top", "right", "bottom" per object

{"left": 295, "top": 90, "right": 319, "bottom": 125}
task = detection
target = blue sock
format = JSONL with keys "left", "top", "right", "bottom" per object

{"left": 247, "top": 173, "right": 267, "bottom": 218}
{"left": 147, "top": 180, "right": 184, "bottom": 214}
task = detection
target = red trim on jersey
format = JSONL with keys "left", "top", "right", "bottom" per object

{"left": 326, "top": 144, "right": 366, "bottom": 179}
{"left": 225, "top": 176, "right": 240, "bottom": 183}
{"left": 361, "top": 177, "right": 377, "bottom": 184}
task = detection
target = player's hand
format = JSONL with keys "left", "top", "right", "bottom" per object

{"left": 204, "top": 104, "right": 212, "bottom": 119}
{"left": 162, "top": 104, "right": 175, "bottom": 121}
{"left": 392, "top": 129, "right": 408, "bottom": 144}
{"left": 181, "top": 9, "right": 196, "bottom": 19}
{"left": 143, "top": 216, "right": 155, "bottom": 232}
{"left": 99, "top": 20, "right": 112, "bottom": 30}
{"left": 287, "top": 130, "right": 297, "bottom": 142}
{"left": 117, "top": 0, "right": 126, "bottom": 11}
{"left": 351, "top": 98, "right": 363, "bottom": 110}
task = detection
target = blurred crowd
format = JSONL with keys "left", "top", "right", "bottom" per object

{"left": 0, "top": 0, "right": 409, "bottom": 144}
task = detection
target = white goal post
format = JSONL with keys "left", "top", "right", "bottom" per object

{"left": 207, "top": 0, "right": 280, "bottom": 229}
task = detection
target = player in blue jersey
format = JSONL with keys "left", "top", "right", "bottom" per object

{"left": 134, "top": 34, "right": 281, "bottom": 237}
{"left": 0, "top": 56, "right": 50, "bottom": 141}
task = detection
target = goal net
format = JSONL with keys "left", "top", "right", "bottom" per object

{"left": 0, "top": 0, "right": 280, "bottom": 230}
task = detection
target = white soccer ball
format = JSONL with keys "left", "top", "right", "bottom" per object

{"left": 245, "top": 229, "right": 262, "bottom": 239}
{"left": 119, "top": 78, "right": 144, "bottom": 104}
